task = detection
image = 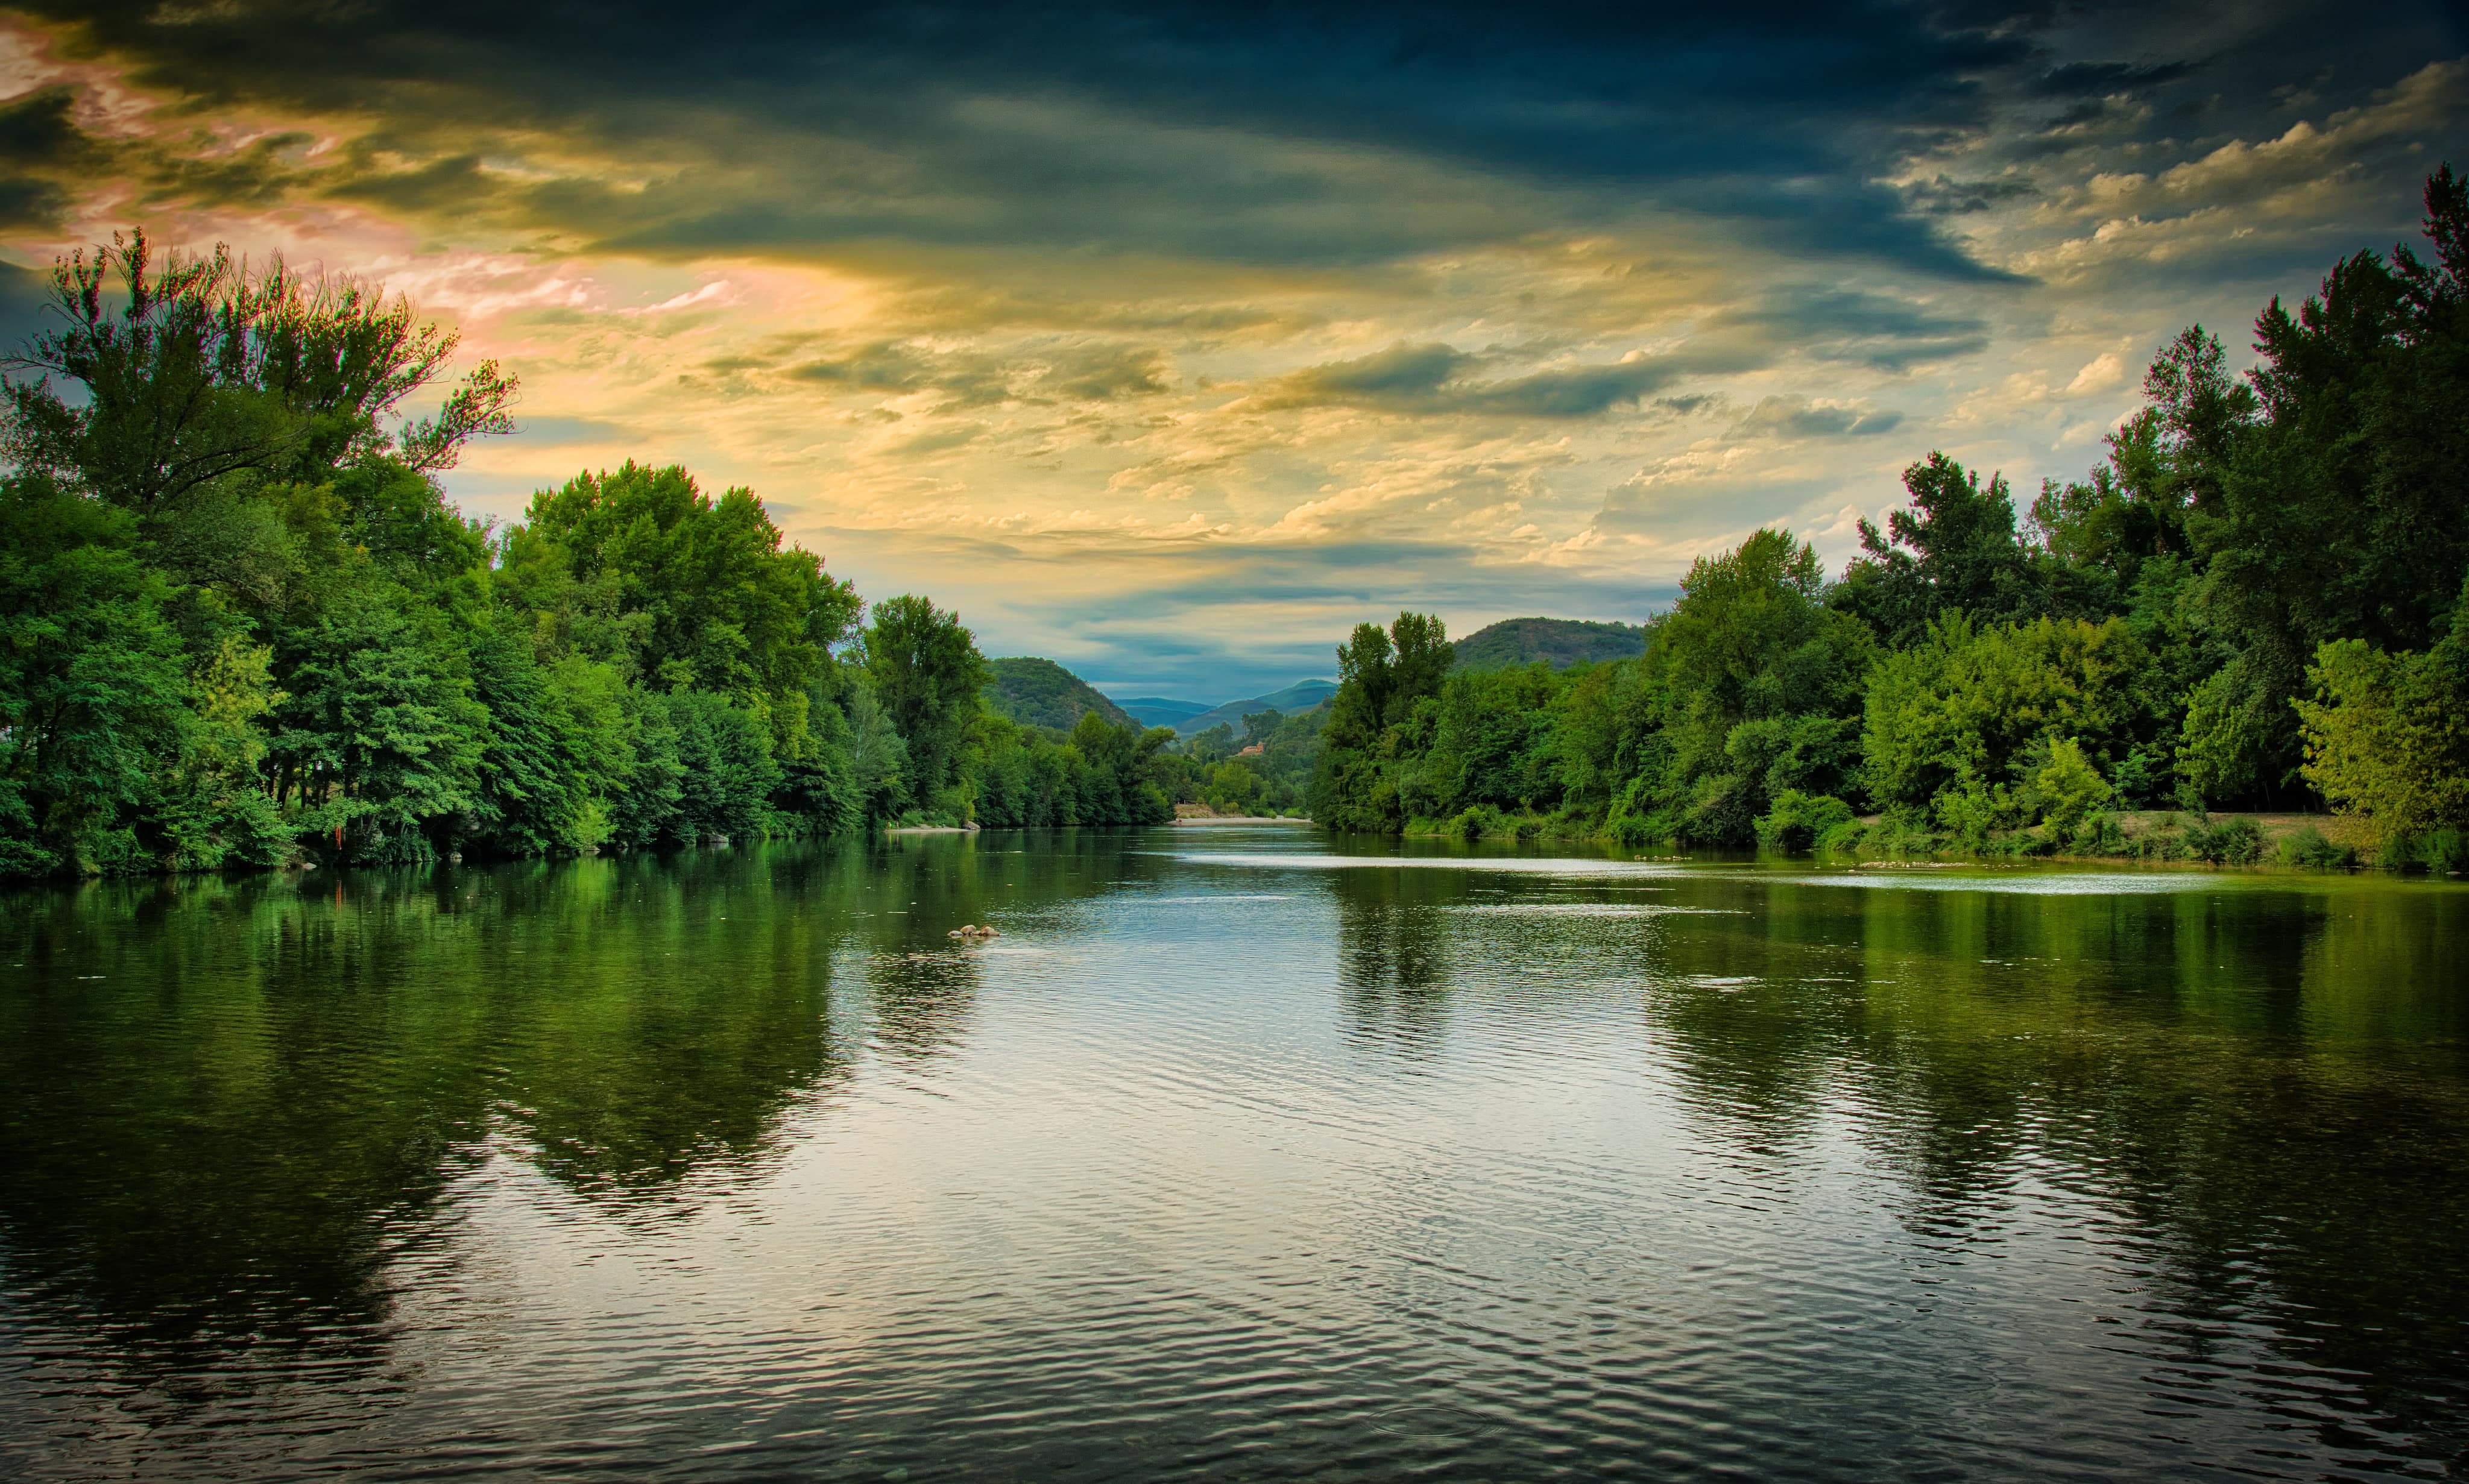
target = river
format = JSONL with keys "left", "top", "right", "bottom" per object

{"left": 3, "top": 826, "right": 2465, "bottom": 1480}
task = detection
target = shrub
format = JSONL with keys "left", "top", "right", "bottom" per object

{"left": 1755, "top": 790, "right": 1856, "bottom": 852}
{"left": 2030, "top": 738, "right": 2115, "bottom": 834}
{"left": 2066, "top": 811, "right": 2126, "bottom": 855}
{"left": 2384, "top": 828, "right": 2469, "bottom": 873}
{"left": 2275, "top": 824, "right": 2355, "bottom": 869}
{"left": 1448, "top": 804, "right": 1507, "bottom": 841}
{"left": 2184, "top": 814, "right": 2263, "bottom": 864}
{"left": 2296, "top": 637, "right": 2469, "bottom": 841}
{"left": 1934, "top": 766, "right": 2023, "bottom": 850}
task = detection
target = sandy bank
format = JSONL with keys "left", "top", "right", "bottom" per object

{"left": 1172, "top": 816, "right": 1311, "bottom": 826}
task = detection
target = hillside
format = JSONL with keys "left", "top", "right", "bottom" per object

{"left": 1113, "top": 696, "right": 1213, "bottom": 728}
{"left": 1176, "top": 678, "right": 1338, "bottom": 736}
{"left": 1452, "top": 617, "right": 1645, "bottom": 671}
{"left": 984, "top": 657, "right": 1134, "bottom": 731}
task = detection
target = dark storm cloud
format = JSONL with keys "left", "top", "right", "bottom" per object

{"left": 0, "top": 87, "right": 93, "bottom": 231}
{"left": 5, "top": 1, "right": 2104, "bottom": 277}
{"left": 1257, "top": 340, "right": 1773, "bottom": 417}
{"left": 1717, "top": 287, "right": 1991, "bottom": 371}
{"left": 2029, "top": 59, "right": 2201, "bottom": 98}
{"left": 1901, "top": 173, "right": 2039, "bottom": 215}
{"left": 774, "top": 338, "right": 1173, "bottom": 406}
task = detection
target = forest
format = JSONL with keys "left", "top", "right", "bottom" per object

{"left": 1307, "top": 168, "right": 2469, "bottom": 868}
{"left": 6, "top": 168, "right": 2464, "bottom": 878}
{"left": 0, "top": 236, "right": 1212, "bottom": 877}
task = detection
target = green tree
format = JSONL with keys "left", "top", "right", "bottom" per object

{"left": 1831, "top": 453, "right": 2048, "bottom": 647}
{"left": 1616, "top": 529, "right": 1872, "bottom": 844}
{"left": 2294, "top": 603, "right": 2469, "bottom": 842}
{"left": 1309, "top": 612, "right": 1449, "bottom": 831}
{"left": 265, "top": 584, "right": 485, "bottom": 863}
{"left": 1, "top": 231, "right": 512, "bottom": 511}
{"left": 1861, "top": 614, "right": 2159, "bottom": 811}
{"left": 861, "top": 595, "right": 988, "bottom": 815}
{"left": 0, "top": 477, "right": 188, "bottom": 873}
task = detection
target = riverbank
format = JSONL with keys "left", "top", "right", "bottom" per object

{"left": 1401, "top": 804, "right": 2459, "bottom": 872}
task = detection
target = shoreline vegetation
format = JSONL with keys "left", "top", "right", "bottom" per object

{"left": 4, "top": 171, "right": 2465, "bottom": 881}
{"left": 1302, "top": 170, "right": 2469, "bottom": 878}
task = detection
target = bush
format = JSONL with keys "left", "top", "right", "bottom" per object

{"left": 2030, "top": 738, "right": 2114, "bottom": 834}
{"left": 2275, "top": 824, "right": 2356, "bottom": 869}
{"left": 2184, "top": 814, "right": 2263, "bottom": 864}
{"left": 2384, "top": 828, "right": 2469, "bottom": 873}
{"left": 2066, "top": 811, "right": 2127, "bottom": 855}
{"left": 1934, "top": 767, "right": 2023, "bottom": 850}
{"left": 1448, "top": 803, "right": 1507, "bottom": 841}
{"left": 1755, "top": 790, "right": 1856, "bottom": 852}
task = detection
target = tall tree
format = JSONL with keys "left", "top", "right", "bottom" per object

{"left": 1830, "top": 453, "right": 2045, "bottom": 647}
{"left": 861, "top": 595, "right": 988, "bottom": 810}
{"left": 1, "top": 231, "right": 514, "bottom": 511}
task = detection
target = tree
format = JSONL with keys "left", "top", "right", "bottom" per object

{"left": 861, "top": 595, "right": 988, "bottom": 813}
{"left": 507, "top": 462, "right": 857, "bottom": 703}
{"left": 1831, "top": 453, "right": 2046, "bottom": 647}
{"left": 1861, "top": 614, "right": 2159, "bottom": 811}
{"left": 1, "top": 231, "right": 514, "bottom": 510}
{"left": 0, "top": 476, "right": 188, "bottom": 873}
{"left": 1308, "top": 612, "right": 1448, "bottom": 831}
{"left": 1619, "top": 529, "right": 1873, "bottom": 844}
{"left": 2295, "top": 600, "right": 2469, "bottom": 842}
{"left": 265, "top": 583, "right": 485, "bottom": 863}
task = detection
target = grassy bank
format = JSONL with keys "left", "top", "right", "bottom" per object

{"left": 1405, "top": 803, "right": 2465, "bottom": 873}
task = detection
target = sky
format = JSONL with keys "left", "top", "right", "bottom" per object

{"left": 1, "top": 2, "right": 2464, "bottom": 700}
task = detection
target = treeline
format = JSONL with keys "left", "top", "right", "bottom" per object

{"left": 1310, "top": 168, "right": 2469, "bottom": 865}
{"left": 0, "top": 234, "right": 1183, "bottom": 878}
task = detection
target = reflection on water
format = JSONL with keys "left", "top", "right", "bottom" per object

{"left": 2, "top": 829, "right": 2467, "bottom": 1480}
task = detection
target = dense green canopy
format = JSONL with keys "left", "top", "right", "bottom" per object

{"left": 1304, "top": 168, "right": 2469, "bottom": 861}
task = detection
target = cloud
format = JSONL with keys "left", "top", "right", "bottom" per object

{"left": 1732, "top": 397, "right": 1905, "bottom": 439}
{"left": 7, "top": 1, "right": 2465, "bottom": 697}
{"left": 1252, "top": 340, "right": 1769, "bottom": 417}
{"left": 2029, "top": 59, "right": 2202, "bottom": 98}
{"left": 2064, "top": 351, "right": 2126, "bottom": 394}
{"left": 0, "top": 1, "right": 2083, "bottom": 279}
{"left": 1716, "top": 286, "right": 1992, "bottom": 371}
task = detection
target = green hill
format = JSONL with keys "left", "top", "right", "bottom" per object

{"left": 1112, "top": 696, "right": 1213, "bottom": 728}
{"left": 1452, "top": 617, "right": 1645, "bottom": 671}
{"left": 1175, "top": 678, "right": 1337, "bottom": 736}
{"left": 984, "top": 657, "right": 1134, "bottom": 731}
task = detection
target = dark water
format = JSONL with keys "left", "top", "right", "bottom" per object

{"left": 4, "top": 828, "right": 2468, "bottom": 1481}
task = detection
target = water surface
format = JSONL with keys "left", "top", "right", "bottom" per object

{"left": 4, "top": 829, "right": 2466, "bottom": 1480}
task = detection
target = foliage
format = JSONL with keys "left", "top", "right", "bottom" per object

{"left": 1452, "top": 617, "right": 1645, "bottom": 671}
{"left": 1754, "top": 790, "right": 1856, "bottom": 853}
{"left": 1862, "top": 614, "right": 2158, "bottom": 810}
{"left": 2294, "top": 617, "right": 2469, "bottom": 841}
{"left": 2, "top": 231, "right": 511, "bottom": 511}
{"left": 1611, "top": 529, "right": 1873, "bottom": 846}
{"left": 13, "top": 174, "right": 2469, "bottom": 875}
{"left": 2025, "top": 738, "right": 2115, "bottom": 834}
{"left": 1308, "top": 612, "right": 1454, "bottom": 832}
{"left": 971, "top": 711, "right": 1175, "bottom": 827}
{"left": 2275, "top": 825, "right": 2357, "bottom": 869}
{"left": 862, "top": 594, "right": 990, "bottom": 814}
{"left": 982, "top": 656, "right": 1131, "bottom": 731}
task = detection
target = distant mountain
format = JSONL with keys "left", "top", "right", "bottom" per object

{"left": 1453, "top": 617, "right": 1645, "bottom": 671}
{"left": 1175, "top": 678, "right": 1337, "bottom": 737}
{"left": 1112, "top": 696, "right": 1213, "bottom": 728}
{"left": 984, "top": 657, "right": 1133, "bottom": 731}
